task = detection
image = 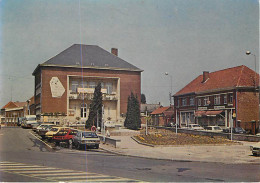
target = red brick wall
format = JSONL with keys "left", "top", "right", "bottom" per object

{"left": 237, "top": 91, "right": 259, "bottom": 126}
{"left": 39, "top": 67, "right": 141, "bottom": 115}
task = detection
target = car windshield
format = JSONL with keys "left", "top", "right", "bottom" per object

{"left": 82, "top": 132, "right": 98, "bottom": 138}
{"left": 27, "top": 117, "right": 36, "bottom": 121}
{"left": 50, "top": 128, "right": 59, "bottom": 132}
{"left": 193, "top": 125, "right": 200, "bottom": 127}
{"left": 214, "top": 127, "right": 221, "bottom": 130}
{"left": 235, "top": 127, "right": 243, "bottom": 132}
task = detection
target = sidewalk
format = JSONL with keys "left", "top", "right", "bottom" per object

{"left": 100, "top": 135, "right": 260, "bottom": 164}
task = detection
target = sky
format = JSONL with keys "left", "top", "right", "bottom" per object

{"left": 0, "top": 0, "right": 259, "bottom": 108}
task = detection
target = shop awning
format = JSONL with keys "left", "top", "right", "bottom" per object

{"left": 195, "top": 111, "right": 206, "bottom": 117}
{"left": 205, "top": 110, "right": 223, "bottom": 116}
{"left": 195, "top": 110, "right": 223, "bottom": 117}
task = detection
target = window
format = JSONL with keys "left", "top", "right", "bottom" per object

{"left": 229, "top": 94, "right": 233, "bottom": 103}
{"left": 100, "top": 82, "right": 105, "bottom": 88}
{"left": 182, "top": 98, "right": 187, "bottom": 106}
{"left": 106, "top": 82, "right": 113, "bottom": 94}
{"left": 214, "top": 95, "right": 220, "bottom": 105}
{"left": 79, "top": 81, "right": 87, "bottom": 88}
{"left": 81, "top": 104, "right": 87, "bottom": 118}
{"left": 198, "top": 98, "right": 201, "bottom": 106}
{"left": 204, "top": 97, "right": 209, "bottom": 106}
{"left": 224, "top": 95, "right": 227, "bottom": 104}
{"left": 71, "top": 81, "right": 78, "bottom": 92}
{"left": 190, "top": 97, "right": 194, "bottom": 106}
{"left": 89, "top": 82, "right": 96, "bottom": 88}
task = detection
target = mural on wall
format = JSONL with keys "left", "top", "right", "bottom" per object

{"left": 50, "top": 77, "right": 65, "bottom": 98}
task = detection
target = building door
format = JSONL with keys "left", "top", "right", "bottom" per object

{"left": 81, "top": 104, "right": 87, "bottom": 118}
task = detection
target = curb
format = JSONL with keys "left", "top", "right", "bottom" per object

{"left": 131, "top": 136, "right": 155, "bottom": 147}
{"left": 29, "top": 131, "right": 55, "bottom": 152}
{"left": 99, "top": 145, "right": 260, "bottom": 165}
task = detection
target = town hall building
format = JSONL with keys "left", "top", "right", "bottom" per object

{"left": 32, "top": 44, "right": 142, "bottom": 126}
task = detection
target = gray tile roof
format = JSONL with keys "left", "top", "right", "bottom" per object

{"left": 41, "top": 44, "right": 142, "bottom": 72}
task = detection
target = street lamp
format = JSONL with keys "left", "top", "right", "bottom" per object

{"left": 165, "top": 72, "right": 173, "bottom": 106}
{"left": 165, "top": 72, "right": 177, "bottom": 134}
{"left": 246, "top": 51, "right": 257, "bottom": 89}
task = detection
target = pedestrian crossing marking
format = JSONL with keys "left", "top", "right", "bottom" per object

{"left": 15, "top": 170, "right": 74, "bottom": 174}
{"left": 32, "top": 172, "right": 91, "bottom": 176}
{"left": 0, "top": 161, "right": 145, "bottom": 182}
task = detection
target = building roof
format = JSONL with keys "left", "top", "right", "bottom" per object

{"left": 174, "top": 65, "right": 259, "bottom": 96}
{"left": 33, "top": 44, "right": 142, "bottom": 74}
{"left": 140, "top": 104, "right": 161, "bottom": 113}
{"left": 1, "top": 101, "right": 27, "bottom": 109}
{"left": 151, "top": 106, "right": 172, "bottom": 115}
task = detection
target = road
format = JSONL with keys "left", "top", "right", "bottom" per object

{"left": 0, "top": 127, "right": 259, "bottom": 182}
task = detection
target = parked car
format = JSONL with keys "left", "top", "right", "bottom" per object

{"left": 73, "top": 131, "right": 100, "bottom": 149}
{"left": 53, "top": 128, "right": 78, "bottom": 145}
{"left": 21, "top": 115, "right": 37, "bottom": 128}
{"left": 250, "top": 142, "right": 260, "bottom": 156}
{"left": 186, "top": 124, "right": 204, "bottom": 130}
{"left": 204, "top": 126, "right": 222, "bottom": 132}
{"left": 36, "top": 124, "right": 56, "bottom": 134}
{"left": 45, "top": 127, "right": 70, "bottom": 141}
{"left": 31, "top": 122, "right": 42, "bottom": 132}
{"left": 223, "top": 127, "right": 246, "bottom": 134}
{"left": 38, "top": 126, "right": 55, "bottom": 139}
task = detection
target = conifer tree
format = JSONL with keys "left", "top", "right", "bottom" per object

{"left": 124, "top": 92, "right": 141, "bottom": 130}
{"left": 86, "top": 83, "right": 103, "bottom": 129}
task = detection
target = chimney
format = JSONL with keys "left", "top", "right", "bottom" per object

{"left": 202, "top": 71, "right": 209, "bottom": 83}
{"left": 111, "top": 48, "right": 118, "bottom": 56}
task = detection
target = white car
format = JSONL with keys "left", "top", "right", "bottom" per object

{"left": 204, "top": 126, "right": 222, "bottom": 132}
{"left": 250, "top": 142, "right": 260, "bottom": 156}
{"left": 187, "top": 124, "right": 204, "bottom": 130}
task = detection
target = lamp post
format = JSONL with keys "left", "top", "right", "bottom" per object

{"left": 165, "top": 72, "right": 173, "bottom": 106}
{"left": 246, "top": 51, "right": 257, "bottom": 89}
{"left": 165, "top": 72, "right": 177, "bottom": 134}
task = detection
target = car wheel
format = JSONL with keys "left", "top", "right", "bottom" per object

{"left": 95, "top": 144, "right": 99, "bottom": 149}
{"left": 253, "top": 152, "right": 257, "bottom": 156}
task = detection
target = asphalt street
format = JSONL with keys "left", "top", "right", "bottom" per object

{"left": 0, "top": 127, "right": 259, "bottom": 182}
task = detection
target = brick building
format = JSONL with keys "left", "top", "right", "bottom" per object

{"left": 1, "top": 101, "right": 27, "bottom": 126}
{"left": 174, "top": 65, "right": 259, "bottom": 134}
{"left": 32, "top": 44, "right": 142, "bottom": 126}
{"left": 150, "top": 106, "right": 174, "bottom": 126}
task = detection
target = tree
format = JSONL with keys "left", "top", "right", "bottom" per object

{"left": 141, "top": 93, "right": 146, "bottom": 104}
{"left": 124, "top": 92, "right": 141, "bottom": 130}
{"left": 86, "top": 83, "right": 103, "bottom": 129}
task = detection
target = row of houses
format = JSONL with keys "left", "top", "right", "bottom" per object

{"left": 1, "top": 44, "right": 259, "bottom": 134}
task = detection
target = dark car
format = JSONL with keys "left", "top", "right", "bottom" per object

{"left": 223, "top": 127, "right": 246, "bottom": 134}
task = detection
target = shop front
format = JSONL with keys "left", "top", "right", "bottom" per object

{"left": 195, "top": 109, "right": 235, "bottom": 128}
